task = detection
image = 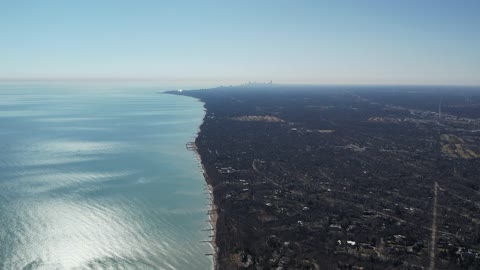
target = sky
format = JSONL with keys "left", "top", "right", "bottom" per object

{"left": 1, "top": 0, "right": 479, "bottom": 85}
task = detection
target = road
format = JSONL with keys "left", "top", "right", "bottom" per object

{"left": 429, "top": 182, "right": 439, "bottom": 270}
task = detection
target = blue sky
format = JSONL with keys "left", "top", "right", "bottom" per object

{"left": 1, "top": 0, "right": 479, "bottom": 85}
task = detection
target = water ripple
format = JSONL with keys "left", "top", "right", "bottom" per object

{"left": 0, "top": 85, "right": 212, "bottom": 270}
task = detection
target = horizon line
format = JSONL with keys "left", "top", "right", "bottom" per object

{"left": 0, "top": 78, "right": 479, "bottom": 88}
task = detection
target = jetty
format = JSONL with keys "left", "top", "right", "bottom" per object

{"left": 186, "top": 142, "right": 197, "bottom": 151}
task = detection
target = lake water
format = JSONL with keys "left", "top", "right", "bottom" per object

{"left": 0, "top": 83, "right": 212, "bottom": 270}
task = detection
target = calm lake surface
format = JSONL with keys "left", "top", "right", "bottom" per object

{"left": 0, "top": 83, "right": 212, "bottom": 269}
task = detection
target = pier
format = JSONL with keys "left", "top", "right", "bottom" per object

{"left": 186, "top": 142, "right": 197, "bottom": 151}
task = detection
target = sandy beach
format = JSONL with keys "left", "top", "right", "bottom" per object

{"left": 189, "top": 111, "right": 218, "bottom": 270}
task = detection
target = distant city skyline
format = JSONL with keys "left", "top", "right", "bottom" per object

{"left": 1, "top": 0, "right": 480, "bottom": 85}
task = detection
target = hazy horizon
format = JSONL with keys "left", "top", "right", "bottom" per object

{"left": 1, "top": 0, "right": 480, "bottom": 85}
{"left": 1, "top": 78, "right": 479, "bottom": 88}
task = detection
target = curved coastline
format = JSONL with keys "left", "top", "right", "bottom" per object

{"left": 189, "top": 100, "right": 218, "bottom": 270}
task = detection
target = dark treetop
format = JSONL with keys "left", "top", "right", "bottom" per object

{"left": 169, "top": 85, "right": 480, "bottom": 270}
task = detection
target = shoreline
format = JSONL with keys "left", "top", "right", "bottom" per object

{"left": 190, "top": 105, "right": 218, "bottom": 270}
{"left": 168, "top": 86, "right": 480, "bottom": 268}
